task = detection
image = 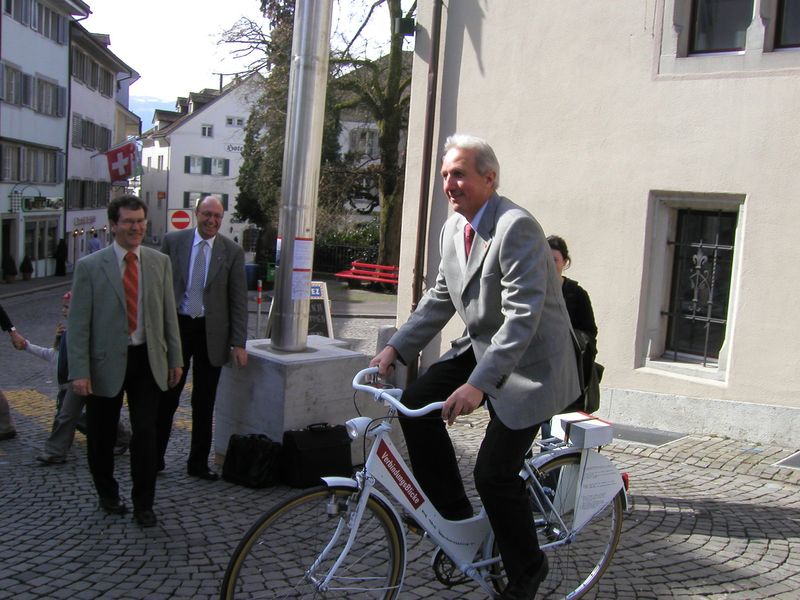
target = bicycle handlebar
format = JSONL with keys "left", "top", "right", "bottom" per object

{"left": 352, "top": 367, "right": 445, "bottom": 418}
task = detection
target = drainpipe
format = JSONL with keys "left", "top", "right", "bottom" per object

{"left": 406, "top": 0, "right": 443, "bottom": 384}
{"left": 270, "top": 0, "right": 334, "bottom": 352}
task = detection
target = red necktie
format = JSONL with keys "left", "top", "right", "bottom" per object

{"left": 464, "top": 223, "right": 475, "bottom": 258}
{"left": 123, "top": 252, "right": 138, "bottom": 334}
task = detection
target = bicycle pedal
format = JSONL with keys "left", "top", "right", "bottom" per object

{"left": 432, "top": 548, "right": 471, "bottom": 587}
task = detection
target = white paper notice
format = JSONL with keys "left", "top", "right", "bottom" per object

{"left": 293, "top": 238, "right": 314, "bottom": 270}
{"left": 291, "top": 270, "right": 312, "bottom": 300}
{"left": 572, "top": 451, "right": 622, "bottom": 531}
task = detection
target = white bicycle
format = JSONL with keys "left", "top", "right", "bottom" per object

{"left": 220, "top": 367, "right": 629, "bottom": 599}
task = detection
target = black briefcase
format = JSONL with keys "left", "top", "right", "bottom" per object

{"left": 281, "top": 423, "right": 352, "bottom": 488}
{"left": 222, "top": 433, "right": 282, "bottom": 488}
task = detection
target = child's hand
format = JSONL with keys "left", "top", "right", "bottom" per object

{"left": 55, "top": 322, "right": 65, "bottom": 336}
{"left": 10, "top": 331, "right": 27, "bottom": 350}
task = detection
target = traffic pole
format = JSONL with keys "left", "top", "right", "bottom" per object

{"left": 256, "top": 279, "right": 263, "bottom": 335}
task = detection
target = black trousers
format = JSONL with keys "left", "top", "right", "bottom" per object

{"left": 400, "top": 348, "right": 542, "bottom": 582}
{"left": 157, "top": 315, "right": 221, "bottom": 471}
{"left": 85, "top": 344, "right": 159, "bottom": 511}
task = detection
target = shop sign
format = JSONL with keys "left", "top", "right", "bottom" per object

{"left": 22, "top": 196, "right": 64, "bottom": 211}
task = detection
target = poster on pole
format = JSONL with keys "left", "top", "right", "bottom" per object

{"left": 265, "top": 281, "right": 334, "bottom": 339}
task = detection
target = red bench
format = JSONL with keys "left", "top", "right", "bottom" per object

{"left": 335, "top": 261, "right": 399, "bottom": 286}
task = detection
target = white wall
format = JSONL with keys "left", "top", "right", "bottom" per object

{"left": 399, "top": 0, "right": 800, "bottom": 442}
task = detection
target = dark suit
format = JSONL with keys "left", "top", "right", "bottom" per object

{"left": 157, "top": 229, "right": 247, "bottom": 472}
{"left": 388, "top": 193, "right": 580, "bottom": 581}
{"left": 68, "top": 245, "right": 182, "bottom": 511}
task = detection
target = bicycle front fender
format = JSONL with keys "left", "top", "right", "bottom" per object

{"left": 320, "top": 476, "right": 409, "bottom": 540}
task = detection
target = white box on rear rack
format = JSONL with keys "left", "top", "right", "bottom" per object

{"left": 551, "top": 412, "right": 614, "bottom": 448}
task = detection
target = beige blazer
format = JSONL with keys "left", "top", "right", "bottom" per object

{"left": 67, "top": 245, "right": 182, "bottom": 397}
{"left": 389, "top": 194, "right": 581, "bottom": 429}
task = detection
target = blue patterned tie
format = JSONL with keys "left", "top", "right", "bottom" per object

{"left": 186, "top": 241, "right": 207, "bottom": 317}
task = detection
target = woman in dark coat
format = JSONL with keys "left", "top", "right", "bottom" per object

{"left": 540, "top": 236, "right": 600, "bottom": 437}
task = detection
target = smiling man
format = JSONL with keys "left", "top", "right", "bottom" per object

{"left": 68, "top": 195, "right": 183, "bottom": 528}
{"left": 371, "top": 134, "right": 580, "bottom": 599}
{"left": 157, "top": 195, "right": 248, "bottom": 481}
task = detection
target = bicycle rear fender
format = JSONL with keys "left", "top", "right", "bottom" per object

{"left": 523, "top": 447, "right": 630, "bottom": 512}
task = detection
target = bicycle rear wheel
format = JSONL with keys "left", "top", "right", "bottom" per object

{"left": 220, "top": 486, "right": 405, "bottom": 599}
{"left": 532, "top": 453, "right": 624, "bottom": 599}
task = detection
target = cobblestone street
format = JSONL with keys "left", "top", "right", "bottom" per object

{"left": 1, "top": 282, "right": 799, "bottom": 598}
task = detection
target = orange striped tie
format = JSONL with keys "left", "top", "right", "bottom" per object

{"left": 123, "top": 252, "right": 138, "bottom": 334}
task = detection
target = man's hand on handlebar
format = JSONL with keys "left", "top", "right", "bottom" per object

{"left": 442, "top": 383, "right": 483, "bottom": 426}
{"left": 370, "top": 346, "right": 398, "bottom": 378}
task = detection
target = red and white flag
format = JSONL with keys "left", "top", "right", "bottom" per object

{"left": 105, "top": 142, "right": 136, "bottom": 181}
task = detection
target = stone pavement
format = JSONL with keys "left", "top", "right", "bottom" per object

{"left": 1, "top": 277, "right": 799, "bottom": 599}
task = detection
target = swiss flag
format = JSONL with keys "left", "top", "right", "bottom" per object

{"left": 105, "top": 142, "right": 136, "bottom": 181}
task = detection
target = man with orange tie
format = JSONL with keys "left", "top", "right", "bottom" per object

{"left": 68, "top": 195, "right": 182, "bottom": 527}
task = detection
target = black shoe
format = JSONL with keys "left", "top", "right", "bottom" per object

{"left": 187, "top": 466, "right": 219, "bottom": 481}
{"left": 133, "top": 509, "right": 157, "bottom": 528}
{"left": 36, "top": 454, "right": 67, "bottom": 465}
{"left": 98, "top": 497, "right": 128, "bottom": 516}
{"left": 500, "top": 555, "right": 549, "bottom": 600}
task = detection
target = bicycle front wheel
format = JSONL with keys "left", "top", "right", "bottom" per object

{"left": 220, "top": 485, "right": 405, "bottom": 599}
{"left": 533, "top": 453, "right": 624, "bottom": 599}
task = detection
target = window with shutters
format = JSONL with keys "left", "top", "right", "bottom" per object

{"left": 99, "top": 69, "right": 114, "bottom": 97}
{"left": 211, "top": 157, "right": 229, "bottom": 176}
{"left": 187, "top": 155, "right": 203, "bottom": 174}
{"left": 2, "top": 64, "right": 22, "bottom": 105}
{"left": 71, "top": 114, "right": 82, "bottom": 147}
{"left": 21, "top": 73, "right": 34, "bottom": 107}
{"left": 0, "top": 143, "right": 20, "bottom": 181}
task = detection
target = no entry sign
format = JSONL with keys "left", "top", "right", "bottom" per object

{"left": 169, "top": 209, "right": 193, "bottom": 231}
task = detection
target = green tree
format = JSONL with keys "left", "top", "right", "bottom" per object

{"left": 225, "top": 0, "right": 413, "bottom": 266}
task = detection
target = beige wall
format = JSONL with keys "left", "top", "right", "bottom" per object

{"left": 397, "top": 1, "right": 800, "bottom": 442}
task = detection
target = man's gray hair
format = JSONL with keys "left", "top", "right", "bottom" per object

{"left": 443, "top": 134, "right": 500, "bottom": 190}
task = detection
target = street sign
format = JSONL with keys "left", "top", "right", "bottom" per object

{"left": 168, "top": 209, "right": 193, "bottom": 231}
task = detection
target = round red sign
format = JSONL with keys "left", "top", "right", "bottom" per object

{"left": 170, "top": 210, "right": 191, "bottom": 230}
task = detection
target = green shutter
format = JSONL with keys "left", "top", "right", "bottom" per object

{"left": 183, "top": 192, "right": 190, "bottom": 208}
{"left": 202, "top": 157, "right": 212, "bottom": 175}
{"left": 184, "top": 156, "right": 190, "bottom": 173}
{"left": 223, "top": 159, "right": 230, "bottom": 176}
{"left": 221, "top": 194, "right": 229, "bottom": 211}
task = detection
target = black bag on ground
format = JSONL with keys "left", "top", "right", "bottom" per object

{"left": 281, "top": 423, "right": 352, "bottom": 488}
{"left": 222, "top": 433, "right": 282, "bottom": 488}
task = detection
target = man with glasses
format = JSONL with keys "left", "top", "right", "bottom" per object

{"left": 157, "top": 195, "right": 248, "bottom": 481}
{"left": 68, "top": 195, "right": 183, "bottom": 527}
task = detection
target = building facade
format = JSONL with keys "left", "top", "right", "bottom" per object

{"left": 140, "top": 75, "right": 262, "bottom": 244}
{"left": 399, "top": 0, "right": 800, "bottom": 444}
{"left": 65, "top": 22, "right": 139, "bottom": 265}
{"left": 1, "top": 0, "right": 89, "bottom": 280}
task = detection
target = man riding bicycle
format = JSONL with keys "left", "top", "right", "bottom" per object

{"left": 371, "top": 134, "right": 580, "bottom": 599}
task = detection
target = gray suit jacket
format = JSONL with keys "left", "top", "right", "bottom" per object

{"left": 389, "top": 194, "right": 581, "bottom": 429}
{"left": 67, "top": 245, "right": 183, "bottom": 397}
{"left": 161, "top": 229, "right": 248, "bottom": 367}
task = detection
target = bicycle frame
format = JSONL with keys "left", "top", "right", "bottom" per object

{"left": 311, "top": 368, "right": 627, "bottom": 598}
